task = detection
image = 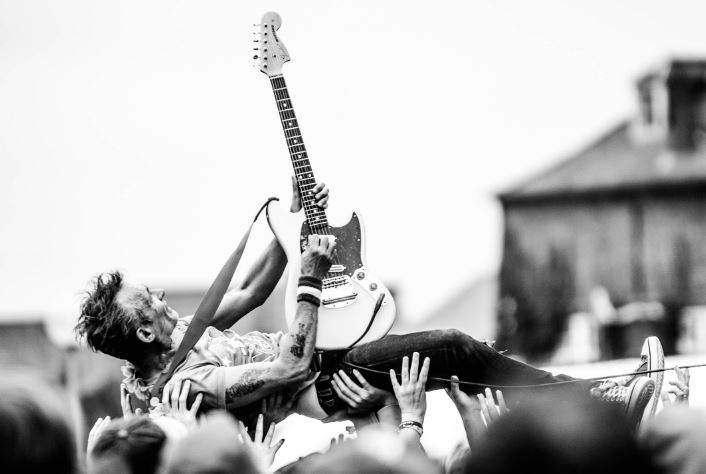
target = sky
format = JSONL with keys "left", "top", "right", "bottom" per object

{"left": 2, "top": 0, "right": 706, "bottom": 344}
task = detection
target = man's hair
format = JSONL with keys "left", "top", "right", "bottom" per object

{"left": 75, "top": 271, "right": 148, "bottom": 362}
{"left": 90, "top": 416, "right": 167, "bottom": 474}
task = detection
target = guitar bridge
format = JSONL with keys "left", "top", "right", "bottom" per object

{"left": 322, "top": 275, "right": 357, "bottom": 308}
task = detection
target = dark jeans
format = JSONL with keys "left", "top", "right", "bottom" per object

{"left": 335, "top": 329, "right": 595, "bottom": 406}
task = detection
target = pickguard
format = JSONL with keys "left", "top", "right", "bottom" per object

{"left": 299, "top": 212, "right": 363, "bottom": 277}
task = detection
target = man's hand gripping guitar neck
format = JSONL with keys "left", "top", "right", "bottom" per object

{"left": 221, "top": 233, "right": 336, "bottom": 409}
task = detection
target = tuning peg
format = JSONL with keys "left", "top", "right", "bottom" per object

{"left": 253, "top": 47, "right": 259, "bottom": 50}
{"left": 253, "top": 55, "right": 259, "bottom": 60}
{"left": 253, "top": 39, "right": 259, "bottom": 42}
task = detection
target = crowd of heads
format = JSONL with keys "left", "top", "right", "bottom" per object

{"left": 0, "top": 358, "right": 703, "bottom": 474}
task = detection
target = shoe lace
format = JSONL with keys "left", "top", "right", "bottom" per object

{"left": 600, "top": 384, "right": 627, "bottom": 403}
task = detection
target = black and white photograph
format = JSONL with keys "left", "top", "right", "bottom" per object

{"left": 1, "top": 1, "right": 705, "bottom": 473}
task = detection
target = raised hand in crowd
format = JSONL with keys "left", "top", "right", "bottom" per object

{"left": 330, "top": 433, "right": 346, "bottom": 448}
{"left": 390, "top": 352, "right": 430, "bottom": 444}
{"left": 331, "top": 367, "right": 400, "bottom": 428}
{"left": 120, "top": 383, "right": 143, "bottom": 418}
{"left": 260, "top": 390, "right": 296, "bottom": 427}
{"left": 238, "top": 414, "right": 285, "bottom": 472}
{"left": 159, "top": 379, "right": 203, "bottom": 429}
{"left": 446, "top": 377, "right": 509, "bottom": 451}
{"left": 86, "top": 416, "right": 112, "bottom": 457}
{"left": 332, "top": 369, "right": 396, "bottom": 409}
{"left": 660, "top": 365, "right": 690, "bottom": 407}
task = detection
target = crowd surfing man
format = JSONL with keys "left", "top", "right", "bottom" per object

{"left": 75, "top": 181, "right": 662, "bottom": 432}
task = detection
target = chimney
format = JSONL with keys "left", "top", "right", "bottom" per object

{"left": 632, "top": 59, "right": 706, "bottom": 151}
{"left": 665, "top": 60, "right": 706, "bottom": 151}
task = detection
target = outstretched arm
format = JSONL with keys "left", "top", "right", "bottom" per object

{"left": 221, "top": 234, "right": 335, "bottom": 409}
{"left": 210, "top": 180, "right": 329, "bottom": 331}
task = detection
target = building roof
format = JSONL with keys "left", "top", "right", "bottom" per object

{"left": 500, "top": 121, "right": 706, "bottom": 202}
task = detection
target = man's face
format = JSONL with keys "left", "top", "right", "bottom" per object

{"left": 115, "top": 281, "right": 179, "bottom": 347}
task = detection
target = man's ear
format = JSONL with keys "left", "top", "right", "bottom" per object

{"left": 136, "top": 326, "right": 156, "bottom": 343}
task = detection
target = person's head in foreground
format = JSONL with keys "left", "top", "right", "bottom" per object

{"left": 165, "top": 412, "right": 262, "bottom": 474}
{"left": 88, "top": 415, "right": 168, "bottom": 474}
{"left": 303, "top": 426, "right": 441, "bottom": 474}
{"left": 464, "top": 397, "right": 657, "bottom": 474}
{"left": 0, "top": 373, "right": 77, "bottom": 474}
{"left": 640, "top": 405, "right": 706, "bottom": 474}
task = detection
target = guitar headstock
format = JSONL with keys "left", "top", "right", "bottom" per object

{"left": 255, "top": 12, "right": 290, "bottom": 76}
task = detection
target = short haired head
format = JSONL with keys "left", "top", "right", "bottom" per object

{"left": 75, "top": 272, "right": 177, "bottom": 363}
{"left": 75, "top": 271, "right": 146, "bottom": 362}
{"left": 89, "top": 416, "right": 167, "bottom": 474}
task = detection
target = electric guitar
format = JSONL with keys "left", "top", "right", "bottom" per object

{"left": 255, "top": 11, "right": 396, "bottom": 349}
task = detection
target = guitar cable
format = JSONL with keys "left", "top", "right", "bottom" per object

{"left": 341, "top": 360, "right": 706, "bottom": 389}
{"left": 346, "top": 293, "right": 386, "bottom": 349}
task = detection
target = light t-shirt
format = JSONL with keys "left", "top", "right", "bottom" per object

{"left": 122, "top": 316, "right": 283, "bottom": 410}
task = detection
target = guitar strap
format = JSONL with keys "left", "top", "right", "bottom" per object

{"left": 149, "top": 197, "right": 277, "bottom": 405}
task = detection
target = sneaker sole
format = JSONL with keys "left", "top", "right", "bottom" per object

{"left": 641, "top": 336, "right": 664, "bottom": 423}
{"left": 625, "top": 378, "right": 655, "bottom": 431}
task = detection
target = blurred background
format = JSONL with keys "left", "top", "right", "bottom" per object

{"left": 2, "top": 0, "right": 706, "bottom": 457}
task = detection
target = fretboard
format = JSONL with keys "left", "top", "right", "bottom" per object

{"left": 270, "top": 74, "right": 329, "bottom": 232}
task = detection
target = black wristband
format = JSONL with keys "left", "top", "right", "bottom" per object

{"left": 299, "top": 275, "right": 323, "bottom": 291}
{"left": 297, "top": 293, "right": 321, "bottom": 307}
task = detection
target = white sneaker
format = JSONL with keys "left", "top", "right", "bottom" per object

{"left": 597, "top": 377, "right": 655, "bottom": 431}
{"left": 640, "top": 336, "right": 664, "bottom": 422}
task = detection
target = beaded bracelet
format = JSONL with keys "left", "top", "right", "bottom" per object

{"left": 398, "top": 421, "right": 423, "bottom": 437}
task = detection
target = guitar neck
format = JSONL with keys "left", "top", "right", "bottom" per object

{"left": 269, "top": 74, "right": 329, "bottom": 231}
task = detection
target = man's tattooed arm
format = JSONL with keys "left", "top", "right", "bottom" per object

{"left": 226, "top": 368, "right": 269, "bottom": 405}
{"left": 289, "top": 322, "right": 310, "bottom": 358}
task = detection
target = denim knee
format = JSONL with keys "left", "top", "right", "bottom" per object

{"left": 438, "top": 328, "right": 474, "bottom": 348}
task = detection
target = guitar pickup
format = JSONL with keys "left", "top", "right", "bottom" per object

{"left": 323, "top": 293, "right": 358, "bottom": 305}
{"left": 329, "top": 264, "right": 345, "bottom": 273}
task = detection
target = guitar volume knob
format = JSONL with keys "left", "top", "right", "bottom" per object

{"left": 357, "top": 272, "right": 365, "bottom": 280}
{"left": 369, "top": 283, "right": 378, "bottom": 291}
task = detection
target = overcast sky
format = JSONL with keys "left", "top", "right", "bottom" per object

{"left": 2, "top": 0, "right": 706, "bottom": 343}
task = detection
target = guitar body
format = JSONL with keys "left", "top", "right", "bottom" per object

{"left": 267, "top": 199, "right": 396, "bottom": 349}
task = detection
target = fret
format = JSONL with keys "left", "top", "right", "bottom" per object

{"left": 279, "top": 110, "right": 296, "bottom": 120}
{"left": 273, "top": 89, "right": 290, "bottom": 101}
{"left": 289, "top": 144, "right": 306, "bottom": 153}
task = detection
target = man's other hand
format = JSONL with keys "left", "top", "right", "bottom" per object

{"left": 290, "top": 176, "right": 329, "bottom": 213}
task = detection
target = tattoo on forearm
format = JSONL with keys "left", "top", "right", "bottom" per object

{"left": 225, "top": 368, "right": 267, "bottom": 403}
{"left": 289, "top": 323, "right": 310, "bottom": 358}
